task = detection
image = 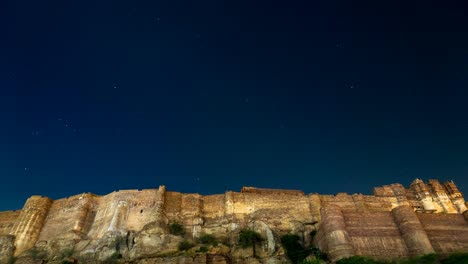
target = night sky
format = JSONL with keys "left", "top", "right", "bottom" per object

{"left": 2, "top": 1, "right": 468, "bottom": 211}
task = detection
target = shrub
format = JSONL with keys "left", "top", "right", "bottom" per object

{"left": 441, "top": 252, "right": 468, "bottom": 264}
{"left": 300, "top": 259, "right": 322, "bottom": 264}
{"left": 197, "top": 245, "right": 209, "bottom": 253}
{"left": 102, "top": 252, "right": 122, "bottom": 264}
{"left": 59, "top": 248, "right": 74, "bottom": 259}
{"left": 7, "top": 256, "right": 16, "bottom": 264}
{"left": 280, "top": 234, "right": 311, "bottom": 264}
{"left": 238, "top": 229, "right": 262, "bottom": 248}
{"left": 310, "top": 247, "right": 327, "bottom": 261}
{"left": 25, "top": 248, "right": 48, "bottom": 260}
{"left": 400, "top": 253, "right": 439, "bottom": 264}
{"left": 178, "top": 240, "right": 195, "bottom": 251}
{"left": 198, "top": 234, "right": 217, "bottom": 245}
{"left": 336, "top": 256, "right": 379, "bottom": 264}
{"left": 169, "top": 222, "right": 186, "bottom": 236}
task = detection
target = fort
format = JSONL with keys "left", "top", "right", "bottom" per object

{"left": 0, "top": 178, "right": 467, "bottom": 263}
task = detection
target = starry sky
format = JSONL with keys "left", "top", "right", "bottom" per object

{"left": 2, "top": 1, "right": 468, "bottom": 211}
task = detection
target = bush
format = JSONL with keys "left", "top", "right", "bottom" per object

{"left": 300, "top": 259, "right": 322, "bottom": 264}
{"left": 197, "top": 245, "right": 209, "bottom": 253}
{"left": 102, "top": 252, "right": 122, "bottom": 264}
{"left": 441, "top": 252, "right": 468, "bottom": 264}
{"left": 310, "top": 247, "right": 327, "bottom": 261}
{"left": 238, "top": 229, "right": 262, "bottom": 248}
{"left": 7, "top": 256, "right": 16, "bottom": 264}
{"left": 400, "top": 254, "right": 439, "bottom": 264}
{"left": 280, "top": 234, "right": 311, "bottom": 264}
{"left": 24, "top": 248, "right": 48, "bottom": 260}
{"left": 198, "top": 234, "right": 217, "bottom": 245}
{"left": 178, "top": 240, "right": 195, "bottom": 251}
{"left": 60, "top": 248, "right": 74, "bottom": 259}
{"left": 336, "top": 256, "right": 379, "bottom": 264}
{"left": 335, "top": 253, "right": 468, "bottom": 264}
{"left": 169, "top": 222, "right": 186, "bottom": 236}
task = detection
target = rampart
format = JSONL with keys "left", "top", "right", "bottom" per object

{"left": 0, "top": 179, "right": 467, "bottom": 262}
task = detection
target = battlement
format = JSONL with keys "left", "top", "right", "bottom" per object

{"left": 241, "top": 186, "right": 304, "bottom": 195}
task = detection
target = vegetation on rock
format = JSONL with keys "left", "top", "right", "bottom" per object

{"left": 238, "top": 229, "right": 263, "bottom": 258}
{"left": 169, "top": 222, "right": 186, "bottom": 236}
{"left": 7, "top": 256, "right": 16, "bottom": 264}
{"left": 281, "top": 233, "right": 311, "bottom": 264}
{"left": 336, "top": 252, "right": 468, "bottom": 264}
{"left": 197, "top": 234, "right": 218, "bottom": 246}
{"left": 238, "top": 229, "right": 262, "bottom": 248}
{"left": 197, "top": 245, "right": 209, "bottom": 253}
{"left": 24, "top": 247, "right": 48, "bottom": 261}
{"left": 178, "top": 240, "right": 195, "bottom": 251}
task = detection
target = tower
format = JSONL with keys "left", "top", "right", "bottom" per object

{"left": 10, "top": 196, "right": 52, "bottom": 255}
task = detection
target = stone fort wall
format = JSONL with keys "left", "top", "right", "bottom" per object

{"left": 0, "top": 179, "right": 467, "bottom": 262}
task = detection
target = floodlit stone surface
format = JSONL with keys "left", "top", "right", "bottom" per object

{"left": 0, "top": 179, "right": 467, "bottom": 263}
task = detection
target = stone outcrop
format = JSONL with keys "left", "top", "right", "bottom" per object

{"left": 0, "top": 179, "right": 467, "bottom": 263}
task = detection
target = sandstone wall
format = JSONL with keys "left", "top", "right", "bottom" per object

{"left": 11, "top": 195, "right": 52, "bottom": 255}
{"left": 0, "top": 210, "right": 20, "bottom": 235}
{"left": 344, "top": 211, "right": 408, "bottom": 259}
{"left": 1, "top": 179, "right": 467, "bottom": 262}
{"left": 230, "top": 191, "right": 314, "bottom": 230}
{"left": 418, "top": 213, "right": 468, "bottom": 253}
{"left": 38, "top": 193, "right": 98, "bottom": 241}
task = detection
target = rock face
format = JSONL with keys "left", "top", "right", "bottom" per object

{"left": 0, "top": 179, "right": 467, "bottom": 263}
{"left": 0, "top": 235, "right": 15, "bottom": 263}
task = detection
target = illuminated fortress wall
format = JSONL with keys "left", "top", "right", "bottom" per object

{"left": 0, "top": 179, "right": 467, "bottom": 262}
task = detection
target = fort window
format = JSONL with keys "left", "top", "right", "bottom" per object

{"left": 140, "top": 209, "right": 143, "bottom": 213}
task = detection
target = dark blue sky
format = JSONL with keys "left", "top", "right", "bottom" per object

{"left": 2, "top": 1, "right": 468, "bottom": 210}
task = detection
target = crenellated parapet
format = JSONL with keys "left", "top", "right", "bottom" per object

{"left": 11, "top": 196, "right": 52, "bottom": 255}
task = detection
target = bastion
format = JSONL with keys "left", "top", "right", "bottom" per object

{"left": 0, "top": 179, "right": 467, "bottom": 263}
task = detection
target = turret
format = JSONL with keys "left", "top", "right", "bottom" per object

{"left": 427, "top": 179, "right": 456, "bottom": 213}
{"left": 444, "top": 181, "right": 467, "bottom": 213}
{"left": 409, "top": 179, "right": 436, "bottom": 212}
{"left": 317, "top": 205, "right": 354, "bottom": 262}
{"left": 391, "top": 205, "right": 435, "bottom": 256}
{"left": 11, "top": 196, "right": 52, "bottom": 255}
{"left": 72, "top": 193, "right": 95, "bottom": 237}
